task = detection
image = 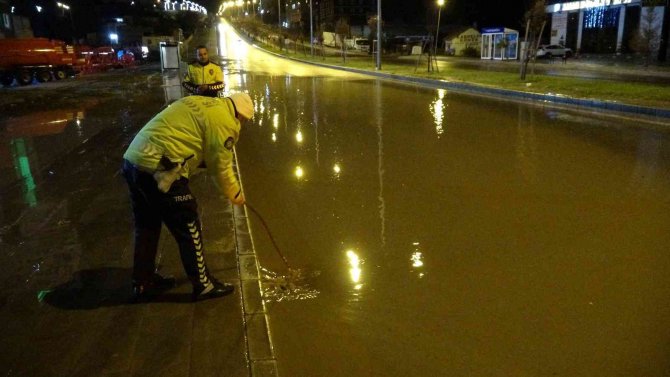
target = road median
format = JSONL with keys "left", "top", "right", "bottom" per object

{"left": 235, "top": 29, "right": 670, "bottom": 119}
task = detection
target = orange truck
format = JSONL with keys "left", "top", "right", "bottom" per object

{"left": 0, "top": 38, "right": 79, "bottom": 86}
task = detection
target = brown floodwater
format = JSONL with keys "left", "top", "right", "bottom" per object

{"left": 221, "top": 23, "right": 670, "bottom": 377}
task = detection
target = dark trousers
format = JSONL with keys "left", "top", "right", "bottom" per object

{"left": 122, "top": 160, "right": 212, "bottom": 288}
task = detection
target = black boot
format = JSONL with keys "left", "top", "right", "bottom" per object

{"left": 132, "top": 272, "right": 177, "bottom": 302}
{"left": 192, "top": 279, "right": 234, "bottom": 301}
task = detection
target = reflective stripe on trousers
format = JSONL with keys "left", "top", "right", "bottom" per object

{"left": 122, "top": 160, "right": 211, "bottom": 287}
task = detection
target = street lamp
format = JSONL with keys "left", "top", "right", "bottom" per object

{"left": 434, "top": 0, "right": 445, "bottom": 56}
{"left": 57, "top": 2, "right": 76, "bottom": 44}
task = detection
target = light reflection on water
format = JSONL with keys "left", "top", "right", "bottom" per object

{"left": 346, "top": 249, "right": 363, "bottom": 288}
{"left": 1, "top": 107, "right": 90, "bottom": 208}
{"left": 431, "top": 88, "right": 447, "bottom": 137}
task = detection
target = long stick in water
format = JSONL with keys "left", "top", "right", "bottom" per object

{"left": 245, "top": 203, "right": 292, "bottom": 269}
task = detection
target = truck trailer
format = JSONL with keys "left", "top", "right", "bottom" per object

{"left": 0, "top": 38, "right": 78, "bottom": 86}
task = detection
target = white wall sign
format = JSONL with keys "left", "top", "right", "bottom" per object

{"left": 551, "top": 12, "right": 568, "bottom": 44}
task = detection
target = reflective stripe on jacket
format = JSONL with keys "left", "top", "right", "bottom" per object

{"left": 183, "top": 61, "right": 223, "bottom": 85}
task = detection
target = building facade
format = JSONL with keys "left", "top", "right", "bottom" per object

{"left": 318, "top": 0, "right": 375, "bottom": 34}
{"left": 1, "top": 1, "right": 35, "bottom": 39}
{"left": 0, "top": 0, "right": 11, "bottom": 38}
{"left": 545, "top": 0, "right": 669, "bottom": 56}
{"left": 445, "top": 28, "right": 481, "bottom": 56}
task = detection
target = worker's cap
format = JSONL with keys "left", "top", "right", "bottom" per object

{"left": 228, "top": 92, "right": 254, "bottom": 120}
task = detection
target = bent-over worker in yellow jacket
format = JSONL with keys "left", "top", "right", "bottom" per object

{"left": 122, "top": 93, "right": 254, "bottom": 301}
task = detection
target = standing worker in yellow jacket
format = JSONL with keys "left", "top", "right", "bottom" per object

{"left": 122, "top": 92, "right": 254, "bottom": 301}
{"left": 182, "top": 45, "right": 225, "bottom": 97}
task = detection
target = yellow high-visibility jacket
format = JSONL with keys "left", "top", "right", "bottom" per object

{"left": 123, "top": 96, "right": 241, "bottom": 201}
{"left": 182, "top": 61, "right": 224, "bottom": 96}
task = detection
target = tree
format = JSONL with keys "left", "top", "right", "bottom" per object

{"left": 173, "top": 12, "right": 206, "bottom": 38}
{"left": 496, "top": 36, "right": 510, "bottom": 59}
{"left": 520, "top": 0, "right": 546, "bottom": 80}
{"left": 631, "top": 5, "right": 661, "bottom": 66}
{"left": 637, "top": 0, "right": 668, "bottom": 62}
{"left": 335, "top": 18, "right": 350, "bottom": 62}
{"left": 367, "top": 15, "right": 384, "bottom": 55}
{"left": 287, "top": 27, "right": 305, "bottom": 54}
{"left": 658, "top": 0, "right": 669, "bottom": 62}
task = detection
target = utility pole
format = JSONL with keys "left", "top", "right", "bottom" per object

{"left": 57, "top": 2, "right": 75, "bottom": 44}
{"left": 310, "top": 0, "right": 314, "bottom": 56}
{"left": 434, "top": 0, "right": 445, "bottom": 56}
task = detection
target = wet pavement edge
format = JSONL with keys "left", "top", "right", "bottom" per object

{"left": 233, "top": 149, "right": 279, "bottom": 377}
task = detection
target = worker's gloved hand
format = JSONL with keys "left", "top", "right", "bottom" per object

{"left": 231, "top": 191, "right": 245, "bottom": 206}
{"left": 197, "top": 84, "right": 208, "bottom": 94}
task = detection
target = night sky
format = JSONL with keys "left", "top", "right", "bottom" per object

{"left": 200, "top": 0, "right": 535, "bottom": 29}
{"left": 14, "top": 0, "right": 536, "bottom": 40}
{"left": 383, "top": 0, "right": 533, "bottom": 29}
{"left": 448, "top": 0, "right": 530, "bottom": 27}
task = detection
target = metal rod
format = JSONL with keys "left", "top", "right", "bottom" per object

{"left": 246, "top": 203, "right": 292, "bottom": 269}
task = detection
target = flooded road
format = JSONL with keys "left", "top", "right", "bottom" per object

{"left": 221, "top": 23, "right": 670, "bottom": 376}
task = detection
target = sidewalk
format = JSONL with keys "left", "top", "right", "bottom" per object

{"left": 425, "top": 55, "right": 670, "bottom": 85}
{"left": 0, "top": 64, "right": 276, "bottom": 376}
{"left": 0, "top": 178, "right": 265, "bottom": 377}
{"left": 313, "top": 43, "right": 670, "bottom": 84}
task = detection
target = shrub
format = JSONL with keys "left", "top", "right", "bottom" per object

{"left": 461, "top": 46, "right": 480, "bottom": 57}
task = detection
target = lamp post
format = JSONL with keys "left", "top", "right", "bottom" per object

{"left": 309, "top": 0, "right": 313, "bottom": 56}
{"left": 375, "top": 0, "right": 381, "bottom": 70}
{"left": 57, "top": 1, "right": 76, "bottom": 44}
{"left": 278, "top": 0, "right": 281, "bottom": 27}
{"left": 434, "top": 0, "right": 444, "bottom": 56}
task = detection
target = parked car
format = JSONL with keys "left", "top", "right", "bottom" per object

{"left": 388, "top": 36, "right": 430, "bottom": 55}
{"left": 536, "top": 44, "right": 573, "bottom": 58}
{"left": 388, "top": 37, "right": 409, "bottom": 54}
{"left": 354, "top": 38, "right": 370, "bottom": 52}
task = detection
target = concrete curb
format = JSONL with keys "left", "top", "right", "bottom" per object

{"left": 248, "top": 42, "right": 670, "bottom": 120}
{"left": 232, "top": 149, "right": 279, "bottom": 377}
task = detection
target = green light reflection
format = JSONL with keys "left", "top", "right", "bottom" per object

{"left": 12, "top": 138, "right": 37, "bottom": 207}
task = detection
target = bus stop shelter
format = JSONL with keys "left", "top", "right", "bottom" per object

{"left": 481, "top": 27, "right": 519, "bottom": 60}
